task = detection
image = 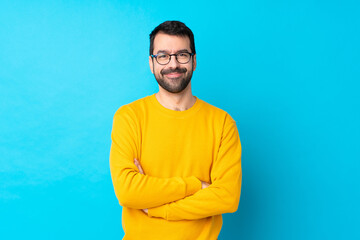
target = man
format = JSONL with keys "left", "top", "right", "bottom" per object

{"left": 110, "top": 21, "right": 242, "bottom": 240}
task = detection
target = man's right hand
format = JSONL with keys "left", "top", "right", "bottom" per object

{"left": 201, "top": 181, "right": 210, "bottom": 189}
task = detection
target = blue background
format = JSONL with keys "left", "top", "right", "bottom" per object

{"left": 1, "top": 0, "right": 359, "bottom": 239}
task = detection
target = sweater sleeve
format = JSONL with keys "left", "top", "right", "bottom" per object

{"left": 147, "top": 114, "right": 242, "bottom": 220}
{"left": 109, "top": 106, "right": 202, "bottom": 209}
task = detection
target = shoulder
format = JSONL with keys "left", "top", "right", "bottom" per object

{"left": 198, "top": 98, "right": 236, "bottom": 123}
{"left": 114, "top": 95, "right": 152, "bottom": 119}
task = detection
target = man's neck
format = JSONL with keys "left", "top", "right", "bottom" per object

{"left": 155, "top": 86, "right": 196, "bottom": 111}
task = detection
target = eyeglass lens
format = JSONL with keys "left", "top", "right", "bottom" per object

{"left": 156, "top": 53, "right": 191, "bottom": 65}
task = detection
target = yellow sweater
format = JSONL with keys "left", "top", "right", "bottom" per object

{"left": 110, "top": 94, "right": 242, "bottom": 240}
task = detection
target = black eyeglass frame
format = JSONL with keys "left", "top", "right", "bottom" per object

{"left": 150, "top": 52, "right": 195, "bottom": 65}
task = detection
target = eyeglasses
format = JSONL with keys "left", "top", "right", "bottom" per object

{"left": 151, "top": 52, "right": 194, "bottom": 65}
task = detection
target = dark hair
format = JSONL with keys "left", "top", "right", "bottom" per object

{"left": 149, "top": 21, "right": 196, "bottom": 55}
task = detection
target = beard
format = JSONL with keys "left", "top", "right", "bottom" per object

{"left": 154, "top": 67, "right": 193, "bottom": 93}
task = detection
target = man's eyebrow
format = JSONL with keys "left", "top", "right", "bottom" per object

{"left": 156, "top": 49, "right": 191, "bottom": 54}
{"left": 156, "top": 50, "right": 168, "bottom": 54}
{"left": 176, "top": 49, "right": 191, "bottom": 53}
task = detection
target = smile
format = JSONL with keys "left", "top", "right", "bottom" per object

{"left": 165, "top": 72, "right": 183, "bottom": 78}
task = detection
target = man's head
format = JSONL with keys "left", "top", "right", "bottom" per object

{"left": 149, "top": 21, "right": 197, "bottom": 94}
{"left": 149, "top": 21, "right": 196, "bottom": 56}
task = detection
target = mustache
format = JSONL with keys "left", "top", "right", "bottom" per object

{"left": 161, "top": 68, "right": 187, "bottom": 75}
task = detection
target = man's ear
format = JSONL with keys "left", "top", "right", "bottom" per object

{"left": 149, "top": 56, "right": 154, "bottom": 74}
{"left": 192, "top": 54, "right": 197, "bottom": 71}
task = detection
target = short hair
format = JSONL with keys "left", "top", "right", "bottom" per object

{"left": 149, "top": 21, "right": 196, "bottom": 56}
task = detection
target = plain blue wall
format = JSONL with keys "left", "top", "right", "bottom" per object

{"left": 1, "top": 0, "right": 359, "bottom": 239}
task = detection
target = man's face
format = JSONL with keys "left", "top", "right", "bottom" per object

{"left": 149, "top": 33, "right": 196, "bottom": 93}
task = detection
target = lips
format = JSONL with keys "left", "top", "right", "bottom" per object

{"left": 165, "top": 72, "right": 183, "bottom": 78}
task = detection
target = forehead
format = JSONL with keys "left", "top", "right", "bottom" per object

{"left": 153, "top": 33, "right": 191, "bottom": 53}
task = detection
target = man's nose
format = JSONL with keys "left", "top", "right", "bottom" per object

{"left": 167, "top": 55, "right": 180, "bottom": 68}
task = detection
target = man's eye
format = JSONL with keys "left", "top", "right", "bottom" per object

{"left": 157, "top": 54, "right": 168, "bottom": 59}
{"left": 178, "top": 53, "right": 188, "bottom": 57}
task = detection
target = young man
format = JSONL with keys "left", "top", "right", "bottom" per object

{"left": 110, "top": 21, "right": 242, "bottom": 240}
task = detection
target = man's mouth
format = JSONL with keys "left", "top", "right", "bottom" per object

{"left": 161, "top": 68, "right": 187, "bottom": 78}
{"left": 165, "top": 72, "right": 183, "bottom": 78}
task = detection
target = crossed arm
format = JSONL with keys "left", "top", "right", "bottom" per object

{"left": 110, "top": 107, "right": 208, "bottom": 209}
{"left": 110, "top": 107, "right": 242, "bottom": 220}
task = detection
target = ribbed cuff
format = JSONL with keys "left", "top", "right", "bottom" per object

{"left": 183, "top": 176, "right": 202, "bottom": 197}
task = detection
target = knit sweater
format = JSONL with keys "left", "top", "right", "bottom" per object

{"left": 110, "top": 94, "right": 242, "bottom": 240}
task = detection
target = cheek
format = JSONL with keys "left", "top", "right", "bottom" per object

{"left": 156, "top": 66, "right": 162, "bottom": 75}
{"left": 187, "top": 64, "right": 194, "bottom": 72}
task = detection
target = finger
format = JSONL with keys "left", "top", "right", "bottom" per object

{"left": 137, "top": 163, "right": 144, "bottom": 174}
{"left": 134, "top": 158, "right": 144, "bottom": 174}
{"left": 134, "top": 159, "right": 140, "bottom": 170}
